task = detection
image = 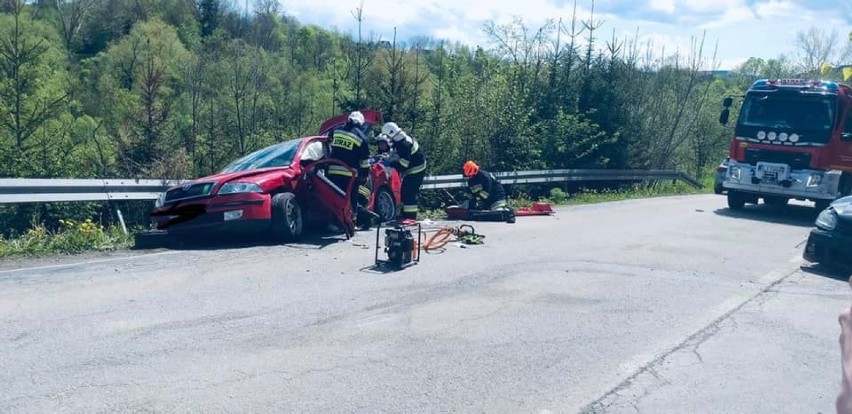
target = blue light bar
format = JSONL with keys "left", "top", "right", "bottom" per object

{"left": 750, "top": 78, "right": 839, "bottom": 92}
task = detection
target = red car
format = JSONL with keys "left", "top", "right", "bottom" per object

{"left": 148, "top": 109, "right": 401, "bottom": 242}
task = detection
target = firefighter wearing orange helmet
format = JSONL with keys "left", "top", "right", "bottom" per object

{"left": 462, "top": 160, "right": 515, "bottom": 223}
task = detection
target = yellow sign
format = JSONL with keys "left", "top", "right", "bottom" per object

{"left": 821, "top": 63, "right": 832, "bottom": 75}
{"left": 844, "top": 67, "right": 852, "bottom": 81}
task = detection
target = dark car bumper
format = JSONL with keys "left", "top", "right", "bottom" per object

{"left": 803, "top": 227, "right": 852, "bottom": 268}
{"left": 152, "top": 193, "right": 273, "bottom": 236}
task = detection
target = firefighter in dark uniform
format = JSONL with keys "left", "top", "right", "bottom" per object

{"left": 381, "top": 122, "right": 426, "bottom": 221}
{"left": 328, "top": 111, "right": 373, "bottom": 229}
{"left": 462, "top": 160, "right": 515, "bottom": 223}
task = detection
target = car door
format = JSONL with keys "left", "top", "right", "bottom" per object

{"left": 298, "top": 139, "right": 356, "bottom": 236}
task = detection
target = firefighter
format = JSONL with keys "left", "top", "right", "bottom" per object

{"left": 381, "top": 122, "right": 426, "bottom": 221}
{"left": 462, "top": 160, "right": 515, "bottom": 223}
{"left": 375, "top": 133, "right": 392, "bottom": 156}
{"left": 327, "top": 111, "right": 373, "bottom": 230}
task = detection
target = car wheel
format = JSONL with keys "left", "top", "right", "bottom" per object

{"left": 271, "top": 192, "right": 303, "bottom": 242}
{"left": 727, "top": 192, "right": 745, "bottom": 210}
{"left": 374, "top": 188, "right": 397, "bottom": 223}
{"left": 714, "top": 183, "right": 723, "bottom": 195}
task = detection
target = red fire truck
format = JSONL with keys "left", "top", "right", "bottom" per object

{"left": 719, "top": 78, "right": 852, "bottom": 210}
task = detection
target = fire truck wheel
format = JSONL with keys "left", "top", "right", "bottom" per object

{"left": 727, "top": 192, "right": 746, "bottom": 210}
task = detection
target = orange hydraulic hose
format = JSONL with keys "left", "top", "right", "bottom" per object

{"left": 414, "top": 226, "right": 477, "bottom": 254}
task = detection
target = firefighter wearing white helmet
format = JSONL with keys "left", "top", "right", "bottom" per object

{"left": 375, "top": 133, "right": 392, "bottom": 155}
{"left": 328, "top": 110, "right": 372, "bottom": 230}
{"left": 381, "top": 122, "right": 426, "bottom": 221}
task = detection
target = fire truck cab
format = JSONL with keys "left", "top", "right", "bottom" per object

{"left": 719, "top": 78, "right": 852, "bottom": 211}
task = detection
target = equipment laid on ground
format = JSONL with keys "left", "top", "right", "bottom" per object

{"left": 420, "top": 224, "right": 484, "bottom": 251}
{"left": 374, "top": 220, "right": 421, "bottom": 269}
{"left": 444, "top": 201, "right": 554, "bottom": 222}
{"left": 441, "top": 190, "right": 552, "bottom": 222}
{"left": 444, "top": 206, "right": 515, "bottom": 222}
{"left": 516, "top": 202, "right": 555, "bottom": 216}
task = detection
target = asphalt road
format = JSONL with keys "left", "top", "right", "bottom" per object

{"left": 0, "top": 194, "right": 848, "bottom": 413}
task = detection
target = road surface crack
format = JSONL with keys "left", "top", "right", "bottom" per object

{"left": 688, "top": 324, "right": 720, "bottom": 364}
{"left": 579, "top": 264, "right": 801, "bottom": 414}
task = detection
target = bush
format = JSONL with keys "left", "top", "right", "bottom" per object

{"left": 0, "top": 218, "right": 133, "bottom": 259}
{"left": 548, "top": 188, "right": 569, "bottom": 204}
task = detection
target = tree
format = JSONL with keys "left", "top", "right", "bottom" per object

{"left": 793, "top": 27, "right": 852, "bottom": 77}
{"left": 52, "top": 0, "right": 95, "bottom": 52}
{"left": 97, "top": 17, "right": 191, "bottom": 175}
{"left": 0, "top": 1, "right": 70, "bottom": 176}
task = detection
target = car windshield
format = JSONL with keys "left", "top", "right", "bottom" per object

{"left": 737, "top": 92, "right": 836, "bottom": 135}
{"left": 219, "top": 139, "right": 302, "bottom": 173}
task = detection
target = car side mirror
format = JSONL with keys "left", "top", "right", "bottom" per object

{"left": 843, "top": 132, "right": 852, "bottom": 141}
{"left": 719, "top": 108, "right": 730, "bottom": 126}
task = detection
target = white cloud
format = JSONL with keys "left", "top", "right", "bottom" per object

{"left": 698, "top": 5, "right": 754, "bottom": 29}
{"left": 753, "top": 0, "right": 800, "bottom": 19}
{"left": 681, "top": 0, "right": 744, "bottom": 13}
{"left": 648, "top": 0, "right": 676, "bottom": 14}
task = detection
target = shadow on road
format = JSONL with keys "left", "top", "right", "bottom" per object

{"left": 800, "top": 263, "right": 852, "bottom": 282}
{"left": 713, "top": 203, "right": 819, "bottom": 228}
{"left": 135, "top": 226, "right": 356, "bottom": 252}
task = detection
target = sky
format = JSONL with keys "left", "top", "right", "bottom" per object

{"left": 278, "top": 0, "right": 852, "bottom": 70}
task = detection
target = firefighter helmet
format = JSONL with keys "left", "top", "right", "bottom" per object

{"left": 381, "top": 122, "right": 402, "bottom": 140}
{"left": 348, "top": 111, "right": 365, "bottom": 125}
{"left": 463, "top": 160, "right": 479, "bottom": 177}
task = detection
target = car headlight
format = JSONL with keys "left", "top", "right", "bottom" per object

{"left": 218, "top": 182, "right": 263, "bottom": 195}
{"left": 154, "top": 192, "right": 165, "bottom": 208}
{"left": 816, "top": 208, "right": 838, "bottom": 231}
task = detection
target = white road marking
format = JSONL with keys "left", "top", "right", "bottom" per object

{"left": 0, "top": 250, "right": 181, "bottom": 275}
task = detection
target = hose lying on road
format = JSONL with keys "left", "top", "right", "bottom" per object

{"left": 416, "top": 225, "right": 484, "bottom": 253}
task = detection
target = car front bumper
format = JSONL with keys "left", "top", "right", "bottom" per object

{"left": 803, "top": 227, "right": 852, "bottom": 269}
{"left": 152, "top": 193, "right": 273, "bottom": 235}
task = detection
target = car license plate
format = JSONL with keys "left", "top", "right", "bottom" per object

{"left": 756, "top": 162, "right": 788, "bottom": 182}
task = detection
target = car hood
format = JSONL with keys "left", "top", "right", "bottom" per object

{"left": 173, "top": 167, "right": 295, "bottom": 191}
{"left": 832, "top": 196, "right": 852, "bottom": 217}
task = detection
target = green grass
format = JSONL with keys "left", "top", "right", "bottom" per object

{"left": 0, "top": 179, "right": 710, "bottom": 259}
{"left": 0, "top": 218, "right": 134, "bottom": 259}
{"left": 542, "top": 181, "right": 709, "bottom": 206}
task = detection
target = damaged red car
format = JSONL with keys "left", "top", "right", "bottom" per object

{"left": 143, "top": 109, "right": 401, "bottom": 244}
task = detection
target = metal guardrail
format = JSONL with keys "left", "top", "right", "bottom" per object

{"left": 0, "top": 169, "right": 701, "bottom": 204}
{"left": 421, "top": 169, "right": 702, "bottom": 190}
{"left": 0, "top": 178, "right": 184, "bottom": 203}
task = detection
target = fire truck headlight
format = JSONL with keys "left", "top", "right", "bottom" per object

{"left": 729, "top": 166, "right": 742, "bottom": 181}
{"left": 816, "top": 208, "right": 837, "bottom": 231}
{"left": 807, "top": 173, "right": 823, "bottom": 187}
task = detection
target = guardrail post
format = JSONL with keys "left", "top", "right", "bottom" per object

{"left": 103, "top": 180, "right": 128, "bottom": 235}
{"left": 115, "top": 206, "right": 128, "bottom": 235}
